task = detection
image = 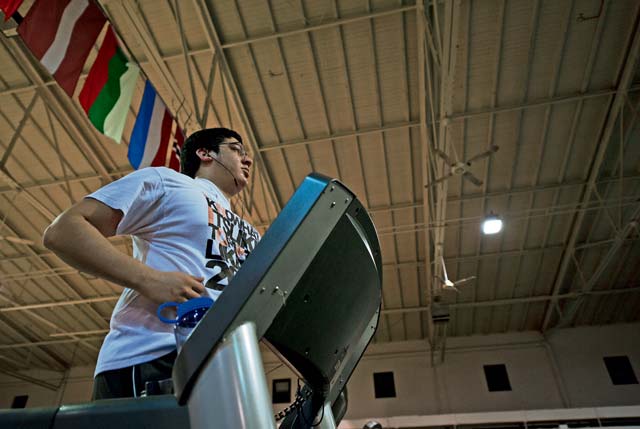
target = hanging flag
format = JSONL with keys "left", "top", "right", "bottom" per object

{"left": 17, "top": 0, "right": 106, "bottom": 96}
{"left": 128, "top": 81, "right": 174, "bottom": 170}
{"left": 79, "top": 26, "right": 139, "bottom": 143}
{"left": 168, "top": 126, "right": 184, "bottom": 172}
{"left": 0, "top": 0, "right": 23, "bottom": 21}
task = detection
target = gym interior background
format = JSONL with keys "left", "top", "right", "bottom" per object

{"left": 0, "top": 0, "right": 639, "bottom": 427}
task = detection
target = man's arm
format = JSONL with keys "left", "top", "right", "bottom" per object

{"left": 43, "top": 198, "right": 205, "bottom": 304}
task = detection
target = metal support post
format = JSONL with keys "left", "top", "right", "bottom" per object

{"left": 187, "top": 321, "right": 276, "bottom": 429}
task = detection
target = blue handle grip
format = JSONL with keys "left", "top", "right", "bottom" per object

{"left": 157, "top": 301, "right": 180, "bottom": 324}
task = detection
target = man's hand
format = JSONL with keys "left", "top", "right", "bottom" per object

{"left": 138, "top": 271, "right": 206, "bottom": 305}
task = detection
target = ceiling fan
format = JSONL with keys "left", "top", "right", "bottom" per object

{"left": 435, "top": 256, "right": 476, "bottom": 293}
{"left": 426, "top": 145, "right": 499, "bottom": 187}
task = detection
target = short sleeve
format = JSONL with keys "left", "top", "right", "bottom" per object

{"left": 86, "top": 167, "right": 166, "bottom": 236}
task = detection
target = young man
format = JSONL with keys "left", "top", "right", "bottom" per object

{"left": 43, "top": 128, "right": 259, "bottom": 399}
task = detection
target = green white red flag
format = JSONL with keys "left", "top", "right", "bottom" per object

{"left": 79, "top": 26, "right": 139, "bottom": 143}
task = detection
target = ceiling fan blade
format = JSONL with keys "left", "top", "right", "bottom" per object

{"left": 466, "top": 145, "right": 499, "bottom": 163}
{"left": 425, "top": 172, "right": 453, "bottom": 187}
{"left": 453, "top": 276, "right": 476, "bottom": 286}
{"left": 462, "top": 172, "right": 483, "bottom": 186}
{"left": 432, "top": 147, "right": 453, "bottom": 165}
{"left": 440, "top": 256, "right": 449, "bottom": 283}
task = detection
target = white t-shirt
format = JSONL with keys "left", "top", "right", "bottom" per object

{"left": 87, "top": 167, "right": 260, "bottom": 375}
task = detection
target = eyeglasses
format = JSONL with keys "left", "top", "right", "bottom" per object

{"left": 219, "top": 142, "right": 249, "bottom": 158}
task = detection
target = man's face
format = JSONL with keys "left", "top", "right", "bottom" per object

{"left": 217, "top": 137, "right": 252, "bottom": 190}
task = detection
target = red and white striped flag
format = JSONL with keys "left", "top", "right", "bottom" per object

{"left": 18, "top": 0, "right": 106, "bottom": 96}
{"left": 0, "top": 0, "right": 23, "bottom": 21}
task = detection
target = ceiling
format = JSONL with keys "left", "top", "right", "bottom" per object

{"left": 0, "top": 0, "right": 639, "bottom": 374}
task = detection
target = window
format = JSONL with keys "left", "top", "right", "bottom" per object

{"left": 483, "top": 364, "right": 512, "bottom": 392}
{"left": 599, "top": 417, "right": 640, "bottom": 426}
{"left": 373, "top": 371, "right": 396, "bottom": 398}
{"left": 603, "top": 356, "right": 638, "bottom": 385}
{"left": 272, "top": 378, "right": 291, "bottom": 404}
{"left": 11, "top": 395, "right": 28, "bottom": 409}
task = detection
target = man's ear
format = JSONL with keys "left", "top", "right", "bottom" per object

{"left": 196, "top": 148, "right": 214, "bottom": 160}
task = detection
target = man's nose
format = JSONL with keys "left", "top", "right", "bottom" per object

{"left": 242, "top": 155, "right": 253, "bottom": 167}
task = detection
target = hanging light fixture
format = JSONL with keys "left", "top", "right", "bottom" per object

{"left": 481, "top": 213, "right": 503, "bottom": 235}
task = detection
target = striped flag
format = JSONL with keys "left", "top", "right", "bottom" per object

{"left": 128, "top": 81, "right": 174, "bottom": 170}
{"left": 0, "top": 0, "right": 23, "bottom": 21}
{"left": 79, "top": 26, "right": 139, "bottom": 143}
{"left": 17, "top": 0, "right": 106, "bottom": 96}
{"left": 168, "top": 127, "right": 184, "bottom": 172}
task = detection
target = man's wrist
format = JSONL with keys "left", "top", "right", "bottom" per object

{"left": 129, "top": 264, "right": 156, "bottom": 294}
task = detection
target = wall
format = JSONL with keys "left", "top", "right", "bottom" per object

{"left": 548, "top": 323, "right": 640, "bottom": 408}
{"left": 0, "top": 366, "right": 94, "bottom": 409}
{"left": 341, "top": 336, "right": 565, "bottom": 418}
{"left": 264, "top": 323, "right": 640, "bottom": 420}
{"left": 266, "top": 331, "right": 567, "bottom": 419}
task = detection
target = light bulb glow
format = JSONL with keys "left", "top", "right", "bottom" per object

{"left": 482, "top": 217, "right": 503, "bottom": 235}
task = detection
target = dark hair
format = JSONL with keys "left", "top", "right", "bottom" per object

{"left": 180, "top": 127, "right": 243, "bottom": 178}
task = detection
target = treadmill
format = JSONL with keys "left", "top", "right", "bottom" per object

{"left": 1, "top": 173, "right": 383, "bottom": 429}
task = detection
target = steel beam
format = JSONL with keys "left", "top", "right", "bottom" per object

{"left": 382, "top": 285, "right": 640, "bottom": 315}
{"left": 418, "top": 0, "right": 435, "bottom": 348}
{"left": 172, "top": 0, "right": 201, "bottom": 126}
{"left": 385, "top": 237, "right": 637, "bottom": 269}
{"left": 1, "top": 37, "right": 114, "bottom": 183}
{"left": 0, "top": 315, "right": 67, "bottom": 371}
{"left": 258, "top": 121, "right": 420, "bottom": 152}
{"left": 466, "top": 0, "right": 506, "bottom": 337}
{"left": 115, "top": 1, "right": 194, "bottom": 124}
{"left": 4, "top": 284, "right": 637, "bottom": 349}
{"left": 446, "top": 86, "right": 640, "bottom": 122}
{"left": 541, "top": 11, "right": 640, "bottom": 331}
{"left": 0, "top": 296, "right": 118, "bottom": 312}
{"left": 190, "top": 0, "right": 281, "bottom": 212}
{"left": 375, "top": 195, "right": 640, "bottom": 237}
{"left": 0, "top": 369, "right": 60, "bottom": 391}
{"left": 0, "top": 167, "right": 57, "bottom": 220}
{"left": 0, "top": 92, "right": 39, "bottom": 167}
{"left": 201, "top": 52, "right": 218, "bottom": 126}
{"left": 0, "top": 169, "right": 132, "bottom": 195}
{"left": 555, "top": 205, "right": 640, "bottom": 328}
{"left": 0, "top": 238, "right": 632, "bottom": 315}
{"left": 0, "top": 267, "right": 78, "bottom": 282}
{"left": 50, "top": 329, "right": 109, "bottom": 338}
{"left": 0, "top": 337, "right": 101, "bottom": 350}
{"left": 0, "top": 292, "right": 99, "bottom": 354}
{"left": 0, "top": 224, "right": 104, "bottom": 355}
{"left": 220, "top": 5, "right": 417, "bottom": 49}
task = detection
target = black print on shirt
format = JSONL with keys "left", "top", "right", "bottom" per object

{"left": 203, "top": 195, "right": 259, "bottom": 291}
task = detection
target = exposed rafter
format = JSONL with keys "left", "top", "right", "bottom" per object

{"left": 541, "top": 9, "right": 640, "bottom": 331}
{"left": 189, "top": 0, "right": 282, "bottom": 212}
{"left": 0, "top": 37, "right": 114, "bottom": 183}
{"left": 555, "top": 205, "right": 640, "bottom": 328}
{"left": 382, "top": 285, "right": 640, "bottom": 316}
{"left": 417, "top": 0, "right": 435, "bottom": 348}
